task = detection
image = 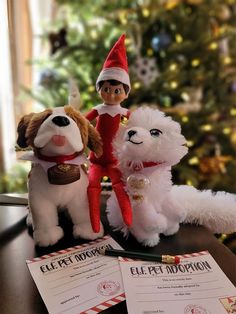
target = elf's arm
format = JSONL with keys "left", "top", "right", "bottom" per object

{"left": 85, "top": 109, "right": 98, "bottom": 122}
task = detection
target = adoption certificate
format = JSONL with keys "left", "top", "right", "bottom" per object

{"left": 119, "top": 251, "right": 236, "bottom": 314}
{"left": 27, "top": 236, "right": 125, "bottom": 314}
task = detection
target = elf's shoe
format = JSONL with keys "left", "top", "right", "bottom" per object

{"left": 87, "top": 186, "right": 102, "bottom": 233}
{"left": 113, "top": 182, "right": 132, "bottom": 227}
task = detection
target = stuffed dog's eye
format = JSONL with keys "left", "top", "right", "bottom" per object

{"left": 150, "top": 128, "right": 162, "bottom": 137}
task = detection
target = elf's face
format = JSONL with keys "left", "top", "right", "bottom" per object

{"left": 99, "top": 81, "right": 128, "bottom": 105}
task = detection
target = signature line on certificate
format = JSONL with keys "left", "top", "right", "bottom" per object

{"left": 136, "top": 279, "right": 218, "bottom": 287}
{"left": 136, "top": 286, "right": 223, "bottom": 294}
{"left": 53, "top": 269, "right": 120, "bottom": 296}
{"left": 57, "top": 296, "right": 98, "bottom": 314}
{"left": 137, "top": 294, "right": 228, "bottom": 302}
{"left": 50, "top": 260, "right": 117, "bottom": 289}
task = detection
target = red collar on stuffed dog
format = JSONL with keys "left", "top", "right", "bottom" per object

{"left": 129, "top": 161, "right": 163, "bottom": 171}
{"left": 36, "top": 152, "right": 80, "bottom": 164}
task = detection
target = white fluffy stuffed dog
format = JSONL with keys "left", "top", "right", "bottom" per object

{"left": 107, "top": 107, "right": 236, "bottom": 247}
{"left": 17, "top": 105, "right": 104, "bottom": 246}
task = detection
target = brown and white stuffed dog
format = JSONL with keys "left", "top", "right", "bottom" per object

{"left": 17, "top": 105, "right": 104, "bottom": 246}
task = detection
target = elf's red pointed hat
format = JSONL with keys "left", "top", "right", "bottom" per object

{"left": 96, "top": 34, "right": 131, "bottom": 93}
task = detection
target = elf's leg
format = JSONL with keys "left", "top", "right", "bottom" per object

{"left": 108, "top": 165, "right": 132, "bottom": 227}
{"left": 87, "top": 163, "right": 103, "bottom": 233}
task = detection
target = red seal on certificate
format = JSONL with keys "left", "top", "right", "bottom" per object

{"left": 97, "top": 280, "right": 120, "bottom": 296}
{"left": 184, "top": 304, "right": 208, "bottom": 314}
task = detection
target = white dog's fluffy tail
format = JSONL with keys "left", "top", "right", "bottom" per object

{"left": 171, "top": 185, "right": 236, "bottom": 234}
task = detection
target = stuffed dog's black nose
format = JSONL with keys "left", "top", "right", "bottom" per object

{"left": 52, "top": 116, "right": 70, "bottom": 127}
{"left": 128, "top": 130, "right": 137, "bottom": 138}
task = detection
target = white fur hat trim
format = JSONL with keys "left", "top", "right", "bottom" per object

{"left": 96, "top": 67, "right": 131, "bottom": 92}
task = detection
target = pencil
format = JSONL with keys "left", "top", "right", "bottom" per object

{"left": 99, "top": 248, "right": 180, "bottom": 264}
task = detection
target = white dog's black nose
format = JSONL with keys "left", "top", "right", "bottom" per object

{"left": 128, "top": 130, "right": 137, "bottom": 138}
{"left": 52, "top": 116, "right": 70, "bottom": 127}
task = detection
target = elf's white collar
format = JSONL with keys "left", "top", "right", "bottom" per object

{"left": 95, "top": 104, "right": 128, "bottom": 117}
{"left": 20, "top": 151, "right": 88, "bottom": 172}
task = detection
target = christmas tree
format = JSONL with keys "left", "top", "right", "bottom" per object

{"left": 24, "top": 0, "right": 236, "bottom": 193}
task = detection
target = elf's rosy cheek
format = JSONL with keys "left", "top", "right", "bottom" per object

{"left": 51, "top": 135, "right": 66, "bottom": 146}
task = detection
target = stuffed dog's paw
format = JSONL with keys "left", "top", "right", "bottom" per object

{"left": 33, "top": 226, "right": 64, "bottom": 247}
{"left": 142, "top": 213, "right": 167, "bottom": 234}
{"left": 142, "top": 234, "right": 160, "bottom": 247}
{"left": 163, "top": 222, "right": 180, "bottom": 236}
{"left": 73, "top": 222, "right": 104, "bottom": 240}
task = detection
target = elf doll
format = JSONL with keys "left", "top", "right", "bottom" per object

{"left": 86, "top": 34, "right": 132, "bottom": 233}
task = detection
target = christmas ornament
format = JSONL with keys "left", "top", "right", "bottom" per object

{"left": 131, "top": 56, "right": 159, "bottom": 87}
{"left": 231, "top": 81, "right": 236, "bottom": 93}
{"left": 165, "top": 87, "right": 202, "bottom": 115}
{"left": 39, "top": 69, "right": 58, "bottom": 87}
{"left": 216, "top": 4, "right": 231, "bottom": 21}
{"left": 49, "top": 27, "right": 68, "bottom": 55}
{"left": 199, "top": 155, "right": 232, "bottom": 174}
{"left": 151, "top": 31, "right": 172, "bottom": 52}
{"left": 68, "top": 78, "right": 81, "bottom": 109}
{"left": 219, "top": 38, "right": 229, "bottom": 56}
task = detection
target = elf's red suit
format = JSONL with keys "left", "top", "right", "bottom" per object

{"left": 86, "top": 103, "right": 132, "bottom": 233}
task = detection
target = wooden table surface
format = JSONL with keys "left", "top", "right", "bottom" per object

{"left": 0, "top": 204, "right": 235, "bottom": 314}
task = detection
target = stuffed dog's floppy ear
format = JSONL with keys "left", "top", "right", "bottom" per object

{"left": 16, "top": 113, "right": 34, "bottom": 148}
{"left": 88, "top": 123, "right": 103, "bottom": 158}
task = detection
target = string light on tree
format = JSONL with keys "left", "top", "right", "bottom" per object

{"left": 142, "top": 8, "right": 150, "bottom": 17}
{"left": 191, "top": 59, "right": 201, "bottom": 67}
{"left": 181, "top": 92, "right": 190, "bottom": 101}
{"left": 169, "top": 63, "right": 178, "bottom": 71}
{"left": 188, "top": 157, "right": 199, "bottom": 165}
{"left": 230, "top": 108, "right": 236, "bottom": 116}
{"left": 222, "top": 127, "right": 231, "bottom": 135}
{"left": 186, "top": 140, "right": 195, "bottom": 147}
{"left": 133, "top": 82, "right": 141, "bottom": 89}
{"left": 223, "top": 56, "right": 232, "bottom": 65}
{"left": 88, "top": 85, "right": 95, "bottom": 92}
{"left": 208, "top": 42, "right": 218, "bottom": 50}
{"left": 170, "top": 80, "right": 178, "bottom": 89}
{"left": 175, "top": 34, "right": 183, "bottom": 43}
{"left": 201, "top": 124, "right": 213, "bottom": 131}
{"left": 147, "top": 48, "right": 154, "bottom": 56}
{"left": 181, "top": 116, "right": 189, "bottom": 123}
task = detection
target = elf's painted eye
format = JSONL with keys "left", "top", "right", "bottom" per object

{"left": 150, "top": 128, "right": 162, "bottom": 137}
{"left": 114, "top": 88, "right": 122, "bottom": 94}
{"left": 104, "top": 87, "right": 110, "bottom": 93}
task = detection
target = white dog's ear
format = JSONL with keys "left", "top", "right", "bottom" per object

{"left": 68, "top": 78, "right": 81, "bottom": 109}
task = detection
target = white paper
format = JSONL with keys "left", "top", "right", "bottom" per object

{"left": 119, "top": 251, "right": 236, "bottom": 314}
{"left": 27, "top": 236, "right": 125, "bottom": 314}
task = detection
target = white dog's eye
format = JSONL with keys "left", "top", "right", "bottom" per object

{"left": 150, "top": 128, "right": 162, "bottom": 137}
